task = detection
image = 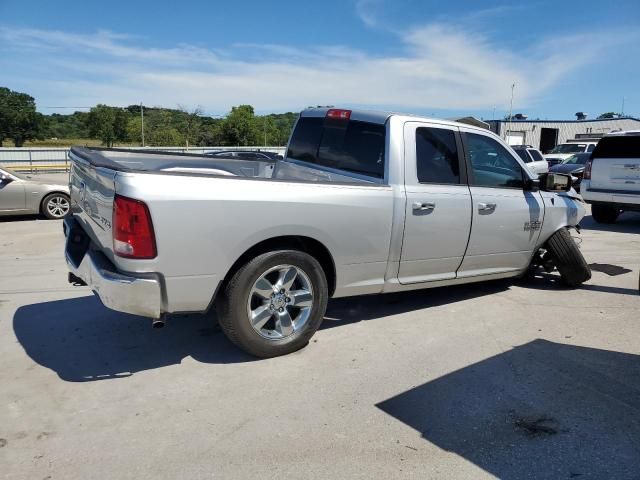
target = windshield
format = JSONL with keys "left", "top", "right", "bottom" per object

{"left": 549, "top": 144, "right": 586, "bottom": 154}
{"left": 562, "top": 154, "right": 589, "bottom": 165}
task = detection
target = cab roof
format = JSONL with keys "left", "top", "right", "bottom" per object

{"left": 300, "top": 107, "right": 486, "bottom": 132}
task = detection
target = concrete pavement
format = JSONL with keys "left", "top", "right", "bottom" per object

{"left": 1, "top": 209, "right": 639, "bottom": 479}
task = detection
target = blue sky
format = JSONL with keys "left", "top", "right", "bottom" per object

{"left": 0, "top": 0, "right": 639, "bottom": 119}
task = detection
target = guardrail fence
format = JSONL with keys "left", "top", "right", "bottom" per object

{"left": 0, "top": 146, "right": 287, "bottom": 173}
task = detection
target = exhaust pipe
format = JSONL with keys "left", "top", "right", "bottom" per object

{"left": 152, "top": 317, "right": 166, "bottom": 329}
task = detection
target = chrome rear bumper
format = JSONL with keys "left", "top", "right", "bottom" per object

{"left": 64, "top": 217, "right": 162, "bottom": 318}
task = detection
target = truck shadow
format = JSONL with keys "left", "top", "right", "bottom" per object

{"left": 14, "top": 281, "right": 512, "bottom": 382}
{"left": 13, "top": 271, "right": 636, "bottom": 381}
{"left": 376, "top": 339, "right": 640, "bottom": 479}
{"left": 323, "top": 280, "right": 509, "bottom": 327}
{"left": 521, "top": 270, "right": 639, "bottom": 296}
{"left": 13, "top": 295, "right": 255, "bottom": 382}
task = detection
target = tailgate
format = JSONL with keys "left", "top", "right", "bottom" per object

{"left": 589, "top": 135, "right": 640, "bottom": 193}
{"left": 69, "top": 152, "right": 117, "bottom": 256}
{"left": 590, "top": 157, "right": 640, "bottom": 192}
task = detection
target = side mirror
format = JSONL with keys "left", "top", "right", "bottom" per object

{"left": 538, "top": 172, "right": 572, "bottom": 192}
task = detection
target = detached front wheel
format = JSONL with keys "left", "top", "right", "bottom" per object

{"left": 216, "top": 250, "right": 328, "bottom": 358}
{"left": 546, "top": 228, "right": 591, "bottom": 287}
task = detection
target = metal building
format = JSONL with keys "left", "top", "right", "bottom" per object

{"left": 488, "top": 116, "right": 640, "bottom": 153}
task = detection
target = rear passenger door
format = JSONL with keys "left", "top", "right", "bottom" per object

{"left": 398, "top": 122, "right": 472, "bottom": 284}
{"left": 457, "top": 128, "right": 544, "bottom": 277}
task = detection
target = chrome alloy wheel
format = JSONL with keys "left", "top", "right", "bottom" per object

{"left": 46, "top": 195, "right": 70, "bottom": 218}
{"left": 247, "top": 264, "right": 314, "bottom": 339}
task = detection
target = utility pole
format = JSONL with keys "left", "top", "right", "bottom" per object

{"left": 140, "top": 102, "right": 145, "bottom": 147}
{"left": 506, "top": 83, "right": 515, "bottom": 142}
{"left": 263, "top": 117, "right": 267, "bottom": 147}
{"left": 621, "top": 96, "right": 625, "bottom": 117}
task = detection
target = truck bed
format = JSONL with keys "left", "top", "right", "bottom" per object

{"left": 70, "top": 147, "right": 377, "bottom": 185}
{"left": 67, "top": 146, "right": 395, "bottom": 315}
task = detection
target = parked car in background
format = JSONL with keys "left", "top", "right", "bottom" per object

{"left": 0, "top": 166, "right": 70, "bottom": 219}
{"left": 582, "top": 131, "right": 640, "bottom": 223}
{"left": 549, "top": 153, "right": 591, "bottom": 192}
{"left": 64, "top": 108, "right": 590, "bottom": 358}
{"left": 511, "top": 145, "right": 549, "bottom": 175}
{"left": 544, "top": 142, "right": 597, "bottom": 167}
{"left": 205, "top": 150, "right": 283, "bottom": 160}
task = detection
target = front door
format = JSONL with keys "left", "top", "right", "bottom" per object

{"left": 0, "top": 176, "right": 26, "bottom": 212}
{"left": 457, "top": 128, "right": 544, "bottom": 277}
{"left": 398, "top": 122, "right": 472, "bottom": 284}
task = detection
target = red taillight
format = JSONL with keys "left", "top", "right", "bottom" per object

{"left": 326, "top": 108, "right": 351, "bottom": 120}
{"left": 583, "top": 158, "right": 593, "bottom": 180}
{"left": 113, "top": 195, "right": 157, "bottom": 259}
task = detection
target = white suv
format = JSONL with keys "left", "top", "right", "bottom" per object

{"left": 544, "top": 142, "right": 598, "bottom": 167}
{"left": 511, "top": 145, "right": 549, "bottom": 175}
{"left": 581, "top": 131, "right": 640, "bottom": 223}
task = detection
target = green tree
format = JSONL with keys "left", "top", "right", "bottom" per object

{"left": 177, "top": 106, "right": 203, "bottom": 149}
{"left": 87, "top": 104, "right": 129, "bottom": 147}
{"left": 145, "top": 110, "right": 183, "bottom": 146}
{"left": 0, "top": 87, "right": 45, "bottom": 147}
{"left": 597, "top": 112, "right": 620, "bottom": 119}
{"left": 127, "top": 117, "right": 142, "bottom": 146}
{"left": 220, "top": 105, "right": 259, "bottom": 146}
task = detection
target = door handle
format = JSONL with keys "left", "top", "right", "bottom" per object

{"left": 478, "top": 202, "right": 496, "bottom": 213}
{"left": 412, "top": 201, "right": 436, "bottom": 212}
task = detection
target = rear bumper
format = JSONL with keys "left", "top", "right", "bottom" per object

{"left": 581, "top": 181, "right": 640, "bottom": 209}
{"left": 64, "top": 217, "right": 163, "bottom": 318}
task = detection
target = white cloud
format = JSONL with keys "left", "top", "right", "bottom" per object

{"left": 355, "top": 0, "right": 381, "bottom": 27}
{"left": 0, "top": 24, "right": 635, "bottom": 114}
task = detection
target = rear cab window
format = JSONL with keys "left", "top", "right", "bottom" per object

{"left": 287, "top": 115, "right": 386, "bottom": 180}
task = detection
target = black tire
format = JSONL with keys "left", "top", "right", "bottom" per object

{"left": 41, "top": 193, "right": 70, "bottom": 220}
{"left": 591, "top": 204, "right": 619, "bottom": 224}
{"left": 216, "top": 250, "right": 328, "bottom": 358}
{"left": 546, "top": 228, "right": 591, "bottom": 287}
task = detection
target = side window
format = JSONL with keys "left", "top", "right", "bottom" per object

{"left": 529, "top": 149, "right": 544, "bottom": 161}
{"left": 587, "top": 144, "right": 595, "bottom": 152}
{"left": 415, "top": 127, "right": 460, "bottom": 184}
{"left": 465, "top": 133, "right": 525, "bottom": 188}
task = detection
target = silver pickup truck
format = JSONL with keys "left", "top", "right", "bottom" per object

{"left": 64, "top": 107, "right": 590, "bottom": 357}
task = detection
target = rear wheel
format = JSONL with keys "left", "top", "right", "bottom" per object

{"left": 216, "top": 250, "right": 328, "bottom": 358}
{"left": 42, "top": 193, "right": 70, "bottom": 219}
{"left": 591, "top": 204, "right": 619, "bottom": 224}
{"left": 546, "top": 228, "right": 591, "bottom": 287}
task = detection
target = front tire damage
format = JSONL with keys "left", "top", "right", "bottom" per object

{"left": 542, "top": 228, "right": 591, "bottom": 287}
